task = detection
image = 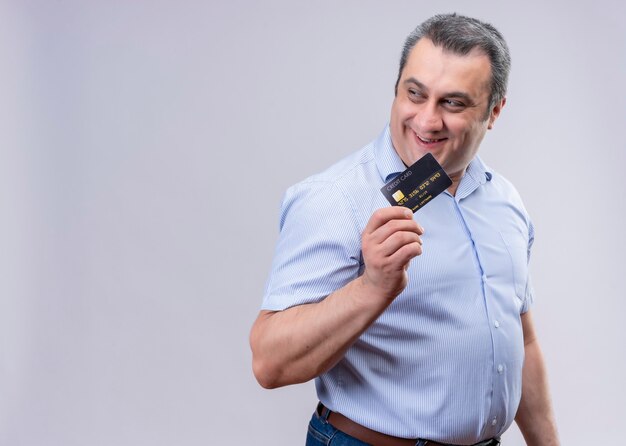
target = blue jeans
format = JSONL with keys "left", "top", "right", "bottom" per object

{"left": 304, "top": 406, "right": 501, "bottom": 446}
{"left": 305, "top": 407, "right": 435, "bottom": 446}
{"left": 305, "top": 408, "right": 371, "bottom": 446}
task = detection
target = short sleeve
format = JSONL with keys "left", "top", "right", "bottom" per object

{"left": 261, "top": 180, "right": 362, "bottom": 311}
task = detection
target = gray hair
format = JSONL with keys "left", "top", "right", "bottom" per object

{"left": 395, "top": 13, "right": 511, "bottom": 112}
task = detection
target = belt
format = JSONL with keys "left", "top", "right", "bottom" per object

{"left": 318, "top": 403, "right": 500, "bottom": 446}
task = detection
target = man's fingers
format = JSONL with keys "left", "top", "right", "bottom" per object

{"left": 366, "top": 235, "right": 422, "bottom": 277}
{"left": 364, "top": 207, "right": 414, "bottom": 235}
{"left": 391, "top": 240, "right": 423, "bottom": 265}
{"left": 370, "top": 218, "right": 424, "bottom": 245}
{"left": 376, "top": 230, "right": 422, "bottom": 258}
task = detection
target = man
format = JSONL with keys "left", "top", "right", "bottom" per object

{"left": 251, "top": 13, "right": 559, "bottom": 446}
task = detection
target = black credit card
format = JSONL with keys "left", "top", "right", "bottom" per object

{"left": 380, "top": 153, "right": 452, "bottom": 212}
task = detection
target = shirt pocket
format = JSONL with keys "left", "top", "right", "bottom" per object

{"left": 498, "top": 229, "right": 529, "bottom": 300}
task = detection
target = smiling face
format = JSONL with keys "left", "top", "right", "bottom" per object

{"left": 390, "top": 38, "right": 505, "bottom": 191}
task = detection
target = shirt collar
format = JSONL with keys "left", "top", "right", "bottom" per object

{"left": 466, "top": 155, "right": 493, "bottom": 184}
{"left": 454, "top": 155, "right": 494, "bottom": 200}
{"left": 374, "top": 124, "right": 408, "bottom": 183}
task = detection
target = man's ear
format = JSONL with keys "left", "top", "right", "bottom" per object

{"left": 487, "top": 97, "right": 506, "bottom": 130}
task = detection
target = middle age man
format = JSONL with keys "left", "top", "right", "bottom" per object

{"left": 251, "top": 13, "right": 559, "bottom": 446}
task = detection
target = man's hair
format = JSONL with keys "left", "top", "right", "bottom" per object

{"left": 395, "top": 13, "right": 511, "bottom": 113}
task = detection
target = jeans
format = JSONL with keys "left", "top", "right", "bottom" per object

{"left": 305, "top": 408, "right": 371, "bottom": 446}
{"left": 304, "top": 408, "right": 499, "bottom": 446}
{"left": 306, "top": 408, "right": 438, "bottom": 445}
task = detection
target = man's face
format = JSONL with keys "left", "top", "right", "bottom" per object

{"left": 390, "top": 38, "right": 504, "bottom": 179}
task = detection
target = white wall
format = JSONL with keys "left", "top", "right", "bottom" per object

{"left": 1, "top": 0, "right": 624, "bottom": 444}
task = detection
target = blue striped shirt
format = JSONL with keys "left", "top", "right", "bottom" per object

{"left": 262, "top": 125, "right": 534, "bottom": 443}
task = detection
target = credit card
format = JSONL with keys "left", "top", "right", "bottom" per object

{"left": 380, "top": 153, "right": 452, "bottom": 212}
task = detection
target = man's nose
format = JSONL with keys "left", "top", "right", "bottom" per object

{"left": 414, "top": 102, "right": 443, "bottom": 133}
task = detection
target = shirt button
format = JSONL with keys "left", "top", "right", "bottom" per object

{"left": 491, "top": 418, "right": 497, "bottom": 426}
{"left": 497, "top": 364, "right": 504, "bottom": 374}
{"left": 494, "top": 320, "right": 500, "bottom": 328}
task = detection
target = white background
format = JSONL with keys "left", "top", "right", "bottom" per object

{"left": 1, "top": 0, "right": 625, "bottom": 444}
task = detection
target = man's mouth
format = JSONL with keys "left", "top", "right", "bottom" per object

{"left": 416, "top": 134, "right": 447, "bottom": 144}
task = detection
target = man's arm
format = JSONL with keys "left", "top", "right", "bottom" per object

{"left": 515, "top": 310, "right": 560, "bottom": 445}
{"left": 250, "top": 206, "right": 423, "bottom": 389}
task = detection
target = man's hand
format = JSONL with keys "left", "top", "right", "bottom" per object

{"left": 361, "top": 206, "right": 424, "bottom": 301}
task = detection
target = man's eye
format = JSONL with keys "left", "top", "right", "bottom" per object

{"left": 408, "top": 89, "right": 424, "bottom": 101}
{"left": 443, "top": 99, "right": 465, "bottom": 109}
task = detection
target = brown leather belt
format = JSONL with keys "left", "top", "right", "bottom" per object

{"left": 318, "top": 403, "right": 500, "bottom": 446}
